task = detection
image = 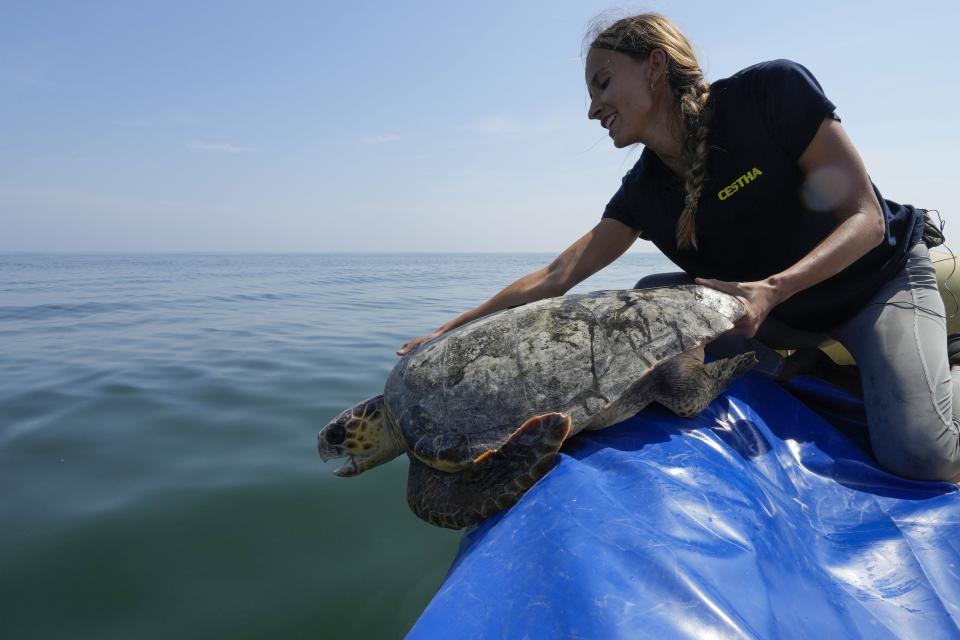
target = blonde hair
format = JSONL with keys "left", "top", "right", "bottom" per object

{"left": 587, "top": 14, "right": 710, "bottom": 250}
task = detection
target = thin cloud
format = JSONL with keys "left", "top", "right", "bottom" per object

{"left": 185, "top": 141, "right": 250, "bottom": 154}
{"left": 360, "top": 134, "right": 400, "bottom": 145}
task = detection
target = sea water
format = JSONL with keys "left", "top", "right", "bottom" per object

{"left": 0, "top": 252, "right": 671, "bottom": 639}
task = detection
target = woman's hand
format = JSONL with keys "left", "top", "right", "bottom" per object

{"left": 397, "top": 330, "right": 443, "bottom": 356}
{"left": 694, "top": 277, "right": 784, "bottom": 339}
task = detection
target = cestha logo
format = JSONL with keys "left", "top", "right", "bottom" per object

{"left": 718, "top": 167, "right": 763, "bottom": 200}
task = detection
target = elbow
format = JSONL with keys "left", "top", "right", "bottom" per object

{"left": 847, "top": 199, "right": 885, "bottom": 249}
{"left": 542, "top": 261, "right": 574, "bottom": 297}
{"left": 541, "top": 271, "right": 571, "bottom": 298}
{"left": 867, "top": 204, "right": 886, "bottom": 248}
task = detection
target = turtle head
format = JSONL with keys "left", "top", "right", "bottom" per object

{"left": 318, "top": 395, "right": 403, "bottom": 477}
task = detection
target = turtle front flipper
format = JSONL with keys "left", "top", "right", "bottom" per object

{"left": 406, "top": 413, "right": 571, "bottom": 529}
{"left": 654, "top": 349, "right": 758, "bottom": 417}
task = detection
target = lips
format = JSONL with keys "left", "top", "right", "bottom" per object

{"left": 601, "top": 113, "right": 617, "bottom": 130}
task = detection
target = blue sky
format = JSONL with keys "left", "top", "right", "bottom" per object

{"left": 2, "top": 0, "right": 957, "bottom": 252}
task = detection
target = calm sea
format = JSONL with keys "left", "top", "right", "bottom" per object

{"left": 0, "top": 252, "right": 671, "bottom": 639}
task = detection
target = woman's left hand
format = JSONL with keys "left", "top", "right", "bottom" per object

{"left": 694, "top": 277, "right": 783, "bottom": 339}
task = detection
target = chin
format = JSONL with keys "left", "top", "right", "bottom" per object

{"left": 609, "top": 130, "right": 636, "bottom": 149}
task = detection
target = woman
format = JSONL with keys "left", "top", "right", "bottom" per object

{"left": 397, "top": 14, "right": 959, "bottom": 483}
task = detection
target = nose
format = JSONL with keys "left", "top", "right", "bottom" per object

{"left": 317, "top": 434, "right": 341, "bottom": 461}
{"left": 588, "top": 95, "right": 602, "bottom": 121}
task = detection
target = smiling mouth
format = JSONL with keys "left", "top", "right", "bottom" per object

{"left": 602, "top": 113, "right": 617, "bottom": 129}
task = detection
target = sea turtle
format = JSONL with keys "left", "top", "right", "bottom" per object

{"left": 318, "top": 285, "right": 757, "bottom": 529}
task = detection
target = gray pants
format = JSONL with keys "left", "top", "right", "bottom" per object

{"left": 636, "top": 243, "right": 960, "bottom": 482}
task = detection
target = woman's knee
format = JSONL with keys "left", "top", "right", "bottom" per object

{"left": 873, "top": 437, "right": 960, "bottom": 483}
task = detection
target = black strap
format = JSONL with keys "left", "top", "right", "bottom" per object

{"left": 923, "top": 209, "right": 945, "bottom": 249}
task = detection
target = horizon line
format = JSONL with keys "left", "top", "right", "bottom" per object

{"left": 0, "top": 249, "right": 664, "bottom": 256}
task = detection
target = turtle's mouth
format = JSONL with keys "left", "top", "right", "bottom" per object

{"left": 333, "top": 456, "right": 359, "bottom": 477}
{"left": 317, "top": 435, "right": 361, "bottom": 477}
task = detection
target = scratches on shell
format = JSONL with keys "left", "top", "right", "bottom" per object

{"left": 388, "top": 286, "right": 746, "bottom": 471}
{"left": 512, "top": 308, "right": 531, "bottom": 413}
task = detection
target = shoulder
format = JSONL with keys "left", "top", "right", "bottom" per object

{"left": 712, "top": 59, "right": 820, "bottom": 92}
{"left": 619, "top": 147, "right": 660, "bottom": 188}
{"left": 718, "top": 59, "right": 827, "bottom": 95}
{"left": 747, "top": 58, "right": 810, "bottom": 73}
{"left": 602, "top": 148, "right": 677, "bottom": 233}
{"left": 713, "top": 59, "right": 835, "bottom": 123}
{"left": 714, "top": 60, "right": 837, "bottom": 161}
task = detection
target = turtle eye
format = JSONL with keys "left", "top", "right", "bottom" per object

{"left": 325, "top": 424, "right": 346, "bottom": 445}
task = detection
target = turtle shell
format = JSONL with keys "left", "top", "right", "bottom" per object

{"left": 384, "top": 285, "right": 744, "bottom": 471}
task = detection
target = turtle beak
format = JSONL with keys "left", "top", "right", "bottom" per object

{"left": 334, "top": 457, "right": 360, "bottom": 477}
{"left": 317, "top": 433, "right": 342, "bottom": 463}
{"left": 318, "top": 431, "right": 360, "bottom": 476}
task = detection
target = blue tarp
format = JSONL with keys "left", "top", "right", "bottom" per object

{"left": 409, "top": 373, "right": 960, "bottom": 639}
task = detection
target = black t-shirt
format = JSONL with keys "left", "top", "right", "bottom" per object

{"left": 602, "top": 59, "right": 923, "bottom": 331}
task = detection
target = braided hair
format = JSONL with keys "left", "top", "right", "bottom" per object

{"left": 587, "top": 13, "right": 711, "bottom": 250}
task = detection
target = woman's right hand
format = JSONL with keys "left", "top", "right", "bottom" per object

{"left": 396, "top": 330, "right": 443, "bottom": 356}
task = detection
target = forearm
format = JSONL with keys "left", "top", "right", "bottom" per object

{"left": 435, "top": 219, "right": 637, "bottom": 334}
{"left": 398, "top": 220, "right": 636, "bottom": 355}
{"left": 696, "top": 118, "right": 889, "bottom": 340}
{"left": 766, "top": 207, "right": 885, "bottom": 305}
{"left": 436, "top": 267, "right": 567, "bottom": 333}
{"left": 769, "top": 116, "right": 888, "bottom": 305}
